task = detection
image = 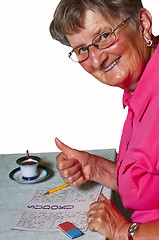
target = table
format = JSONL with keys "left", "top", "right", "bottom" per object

{"left": 0, "top": 149, "right": 117, "bottom": 240}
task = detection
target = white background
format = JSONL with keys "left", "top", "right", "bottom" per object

{"left": 0, "top": 0, "right": 158, "bottom": 154}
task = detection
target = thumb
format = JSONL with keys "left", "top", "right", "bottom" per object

{"left": 55, "top": 138, "right": 74, "bottom": 156}
{"left": 99, "top": 193, "right": 107, "bottom": 201}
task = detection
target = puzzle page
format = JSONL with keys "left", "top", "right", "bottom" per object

{"left": 11, "top": 182, "right": 103, "bottom": 232}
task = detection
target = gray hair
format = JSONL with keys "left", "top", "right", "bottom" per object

{"left": 50, "top": 0, "right": 143, "bottom": 46}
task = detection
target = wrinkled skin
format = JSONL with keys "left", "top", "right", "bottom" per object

{"left": 55, "top": 137, "right": 98, "bottom": 187}
{"left": 87, "top": 194, "right": 129, "bottom": 239}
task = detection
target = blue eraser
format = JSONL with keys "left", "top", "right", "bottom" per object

{"left": 58, "top": 221, "right": 83, "bottom": 239}
{"left": 67, "top": 228, "right": 82, "bottom": 239}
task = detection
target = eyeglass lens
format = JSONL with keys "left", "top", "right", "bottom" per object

{"left": 70, "top": 31, "right": 116, "bottom": 62}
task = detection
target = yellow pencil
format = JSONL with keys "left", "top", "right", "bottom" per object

{"left": 44, "top": 183, "right": 69, "bottom": 195}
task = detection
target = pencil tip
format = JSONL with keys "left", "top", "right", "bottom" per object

{"left": 44, "top": 192, "right": 49, "bottom": 195}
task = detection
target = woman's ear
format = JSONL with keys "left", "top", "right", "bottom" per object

{"left": 138, "top": 8, "right": 152, "bottom": 42}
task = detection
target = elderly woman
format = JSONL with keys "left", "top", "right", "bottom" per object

{"left": 50, "top": 0, "right": 159, "bottom": 239}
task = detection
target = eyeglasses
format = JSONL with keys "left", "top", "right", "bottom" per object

{"left": 68, "top": 17, "right": 130, "bottom": 63}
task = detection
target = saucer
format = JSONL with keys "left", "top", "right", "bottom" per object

{"left": 9, "top": 165, "right": 51, "bottom": 183}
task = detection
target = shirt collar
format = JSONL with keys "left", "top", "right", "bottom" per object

{"left": 123, "top": 43, "right": 159, "bottom": 120}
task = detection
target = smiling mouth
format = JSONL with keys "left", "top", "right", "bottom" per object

{"left": 102, "top": 57, "right": 120, "bottom": 72}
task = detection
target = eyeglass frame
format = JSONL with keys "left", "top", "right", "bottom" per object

{"left": 68, "top": 16, "right": 130, "bottom": 63}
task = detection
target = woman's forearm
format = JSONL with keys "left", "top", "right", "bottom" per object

{"left": 90, "top": 154, "right": 118, "bottom": 191}
{"left": 136, "top": 221, "right": 159, "bottom": 240}
{"left": 119, "top": 221, "right": 159, "bottom": 240}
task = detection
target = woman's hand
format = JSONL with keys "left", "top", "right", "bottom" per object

{"left": 87, "top": 194, "right": 129, "bottom": 240}
{"left": 55, "top": 138, "right": 96, "bottom": 187}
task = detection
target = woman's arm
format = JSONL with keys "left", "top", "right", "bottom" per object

{"left": 133, "top": 221, "right": 159, "bottom": 240}
{"left": 87, "top": 194, "right": 159, "bottom": 240}
{"left": 55, "top": 138, "right": 117, "bottom": 191}
{"left": 120, "top": 221, "right": 159, "bottom": 240}
{"left": 88, "top": 153, "right": 117, "bottom": 191}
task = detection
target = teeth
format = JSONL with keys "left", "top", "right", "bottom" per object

{"left": 103, "top": 58, "right": 120, "bottom": 72}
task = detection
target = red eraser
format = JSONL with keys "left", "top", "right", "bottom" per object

{"left": 58, "top": 221, "right": 83, "bottom": 239}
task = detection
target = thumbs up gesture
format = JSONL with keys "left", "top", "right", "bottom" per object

{"left": 55, "top": 138, "right": 95, "bottom": 187}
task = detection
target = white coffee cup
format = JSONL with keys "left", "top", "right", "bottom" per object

{"left": 17, "top": 154, "right": 41, "bottom": 180}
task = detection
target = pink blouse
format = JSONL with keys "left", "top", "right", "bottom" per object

{"left": 116, "top": 43, "right": 159, "bottom": 223}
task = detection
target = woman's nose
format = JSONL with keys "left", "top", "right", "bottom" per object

{"left": 89, "top": 46, "right": 108, "bottom": 68}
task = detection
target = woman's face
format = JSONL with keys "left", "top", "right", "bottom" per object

{"left": 66, "top": 9, "right": 152, "bottom": 93}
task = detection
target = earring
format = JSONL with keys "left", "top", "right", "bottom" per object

{"left": 146, "top": 39, "right": 153, "bottom": 47}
